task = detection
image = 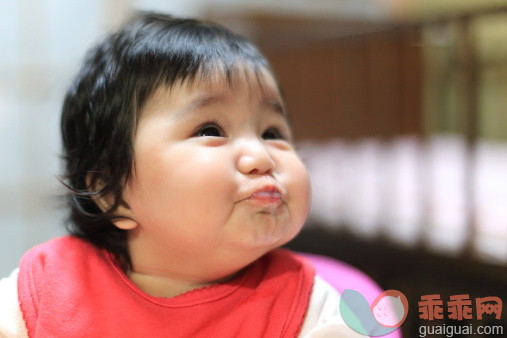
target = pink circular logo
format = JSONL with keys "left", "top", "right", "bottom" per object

{"left": 371, "top": 290, "right": 409, "bottom": 328}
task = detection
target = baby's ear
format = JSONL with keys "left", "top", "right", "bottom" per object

{"left": 112, "top": 201, "right": 138, "bottom": 230}
{"left": 86, "top": 174, "right": 138, "bottom": 230}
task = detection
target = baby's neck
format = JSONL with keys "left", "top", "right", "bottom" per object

{"left": 128, "top": 270, "right": 240, "bottom": 298}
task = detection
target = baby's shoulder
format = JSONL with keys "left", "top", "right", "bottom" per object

{"left": 22, "top": 235, "right": 92, "bottom": 257}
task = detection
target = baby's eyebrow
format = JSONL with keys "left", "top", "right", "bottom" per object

{"left": 172, "top": 94, "right": 225, "bottom": 119}
{"left": 262, "top": 98, "right": 286, "bottom": 117}
{"left": 177, "top": 93, "right": 286, "bottom": 117}
{"left": 185, "top": 94, "right": 227, "bottom": 112}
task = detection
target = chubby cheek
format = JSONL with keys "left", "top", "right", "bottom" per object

{"left": 128, "top": 146, "right": 235, "bottom": 237}
{"left": 281, "top": 154, "right": 311, "bottom": 234}
{"left": 175, "top": 151, "right": 236, "bottom": 220}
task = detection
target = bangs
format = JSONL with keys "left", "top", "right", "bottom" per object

{"left": 178, "top": 62, "right": 280, "bottom": 101}
{"left": 117, "top": 13, "right": 272, "bottom": 113}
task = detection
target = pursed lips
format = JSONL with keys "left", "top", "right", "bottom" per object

{"left": 245, "top": 185, "right": 283, "bottom": 207}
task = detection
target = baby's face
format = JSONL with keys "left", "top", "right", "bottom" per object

{"left": 121, "top": 69, "right": 311, "bottom": 281}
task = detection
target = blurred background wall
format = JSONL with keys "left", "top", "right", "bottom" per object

{"left": 2, "top": 0, "right": 507, "bottom": 335}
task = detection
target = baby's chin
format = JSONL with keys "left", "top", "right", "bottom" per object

{"left": 241, "top": 218, "right": 302, "bottom": 251}
{"left": 245, "top": 206, "right": 304, "bottom": 245}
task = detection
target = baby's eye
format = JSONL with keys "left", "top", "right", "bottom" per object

{"left": 262, "top": 127, "right": 284, "bottom": 140}
{"left": 194, "top": 122, "right": 224, "bottom": 137}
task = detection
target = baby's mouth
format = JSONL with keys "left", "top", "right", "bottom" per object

{"left": 246, "top": 186, "right": 283, "bottom": 207}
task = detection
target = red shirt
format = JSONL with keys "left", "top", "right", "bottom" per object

{"left": 18, "top": 236, "right": 315, "bottom": 337}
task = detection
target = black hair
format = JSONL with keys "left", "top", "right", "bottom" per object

{"left": 60, "top": 11, "right": 274, "bottom": 270}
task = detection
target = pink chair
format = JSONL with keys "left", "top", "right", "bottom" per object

{"left": 298, "top": 252, "right": 403, "bottom": 338}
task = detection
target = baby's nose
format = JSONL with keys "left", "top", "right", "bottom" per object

{"left": 237, "top": 139, "right": 275, "bottom": 175}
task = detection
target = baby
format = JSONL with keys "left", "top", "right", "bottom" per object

{"left": 0, "top": 12, "right": 365, "bottom": 337}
